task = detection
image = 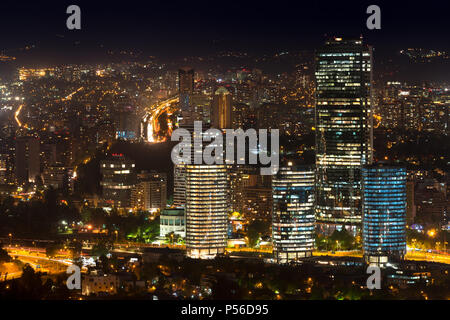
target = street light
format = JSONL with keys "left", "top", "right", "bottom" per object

{"left": 8, "top": 233, "right": 12, "bottom": 247}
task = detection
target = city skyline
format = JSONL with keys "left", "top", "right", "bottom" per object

{"left": 0, "top": 1, "right": 448, "bottom": 303}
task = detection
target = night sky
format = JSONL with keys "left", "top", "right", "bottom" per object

{"left": 0, "top": 1, "right": 449, "bottom": 62}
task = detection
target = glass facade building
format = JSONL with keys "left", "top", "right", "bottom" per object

{"left": 185, "top": 164, "right": 228, "bottom": 259}
{"left": 315, "top": 37, "right": 373, "bottom": 233}
{"left": 272, "top": 164, "right": 315, "bottom": 263}
{"left": 362, "top": 165, "right": 407, "bottom": 266}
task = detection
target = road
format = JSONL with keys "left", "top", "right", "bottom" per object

{"left": 405, "top": 249, "right": 450, "bottom": 264}
{"left": 14, "top": 104, "right": 23, "bottom": 127}
{"left": 143, "top": 96, "right": 179, "bottom": 142}
{"left": 2, "top": 247, "right": 73, "bottom": 280}
{"left": 4, "top": 243, "right": 449, "bottom": 268}
{"left": 13, "top": 86, "right": 83, "bottom": 129}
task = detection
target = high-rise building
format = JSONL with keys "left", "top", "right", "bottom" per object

{"left": 178, "top": 118, "right": 229, "bottom": 259}
{"left": 173, "top": 164, "right": 186, "bottom": 208}
{"left": 242, "top": 186, "right": 273, "bottom": 222}
{"left": 178, "top": 67, "right": 194, "bottom": 94}
{"left": 0, "top": 154, "right": 10, "bottom": 184}
{"left": 15, "top": 136, "right": 40, "bottom": 184}
{"left": 42, "top": 164, "right": 73, "bottom": 191}
{"left": 131, "top": 171, "right": 167, "bottom": 212}
{"left": 406, "top": 180, "right": 416, "bottom": 225}
{"left": 229, "top": 165, "right": 258, "bottom": 213}
{"left": 0, "top": 136, "right": 15, "bottom": 185}
{"left": 362, "top": 165, "right": 407, "bottom": 266}
{"left": 185, "top": 164, "right": 228, "bottom": 259}
{"left": 172, "top": 120, "right": 198, "bottom": 209}
{"left": 179, "top": 67, "right": 194, "bottom": 113}
{"left": 211, "top": 87, "right": 233, "bottom": 129}
{"left": 272, "top": 164, "right": 315, "bottom": 263}
{"left": 315, "top": 37, "right": 373, "bottom": 234}
{"left": 100, "top": 155, "right": 136, "bottom": 210}
{"left": 190, "top": 94, "right": 212, "bottom": 124}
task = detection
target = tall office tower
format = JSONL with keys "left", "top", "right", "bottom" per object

{"left": 100, "top": 155, "right": 136, "bottom": 210}
{"left": 272, "top": 163, "right": 315, "bottom": 263}
{"left": 362, "top": 165, "right": 407, "bottom": 266}
{"left": 315, "top": 37, "right": 373, "bottom": 234}
{"left": 178, "top": 67, "right": 194, "bottom": 113}
{"left": 172, "top": 121, "right": 196, "bottom": 209}
{"left": 173, "top": 164, "right": 186, "bottom": 208}
{"left": 131, "top": 171, "right": 167, "bottom": 212}
{"left": 211, "top": 87, "right": 233, "bottom": 129}
{"left": 15, "top": 136, "right": 40, "bottom": 184}
{"left": 185, "top": 164, "right": 228, "bottom": 259}
{"left": 406, "top": 180, "right": 416, "bottom": 225}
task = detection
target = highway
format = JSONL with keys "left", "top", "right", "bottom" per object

{"left": 2, "top": 242, "right": 449, "bottom": 276}
{"left": 143, "top": 96, "right": 179, "bottom": 142}
{"left": 14, "top": 104, "right": 23, "bottom": 127}
{"left": 1, "top": 247, "right": 73, "bottom": 281}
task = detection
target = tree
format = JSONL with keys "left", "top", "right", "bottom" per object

{"left": 46, "top": 243, "right": 62, "bottom": 258}
{"left": 329, "top": 229, "right": 355, "bottom": 250}
{"left": 246, "top": 220, "right": 270, "bottom": 248}
{"left": 91, "top": 241, "right": 112, "bottom": 258}
{"left": 19, "top": 264, "right": 44, "bottom": 299}
{"left": 0, "top": 245, "right": 11, "bottom": 263}
{"left": 68, "top": 240, "right": 83, "bottom": 258}
{"left": 165, "top": 231, "right": 181, "bottom": 245}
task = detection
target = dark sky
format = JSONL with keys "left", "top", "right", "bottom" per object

{"left": 0, "top": 0, "right": 449, "bottom": 59}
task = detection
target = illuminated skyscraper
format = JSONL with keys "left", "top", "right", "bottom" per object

{"left": 211, "top": 86, "right": 232, "bottom": 129}
{"left": 175, "top": 121, "right": 229, "bottom": 259}
{"left": 272, "top": 163, "right": 315, "bottom": 263}
{"left": 362, "top": 165, "right": 407, "bottom": 266}
{"left": 185, "top": 164, "right": 228, "bottom": 259}
{"left": 315, "top": 37, "right": 373, "bottom": 234}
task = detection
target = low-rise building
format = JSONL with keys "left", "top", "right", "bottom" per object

{"left": 160, "top": 208, "right": 185, "bottom": 238}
